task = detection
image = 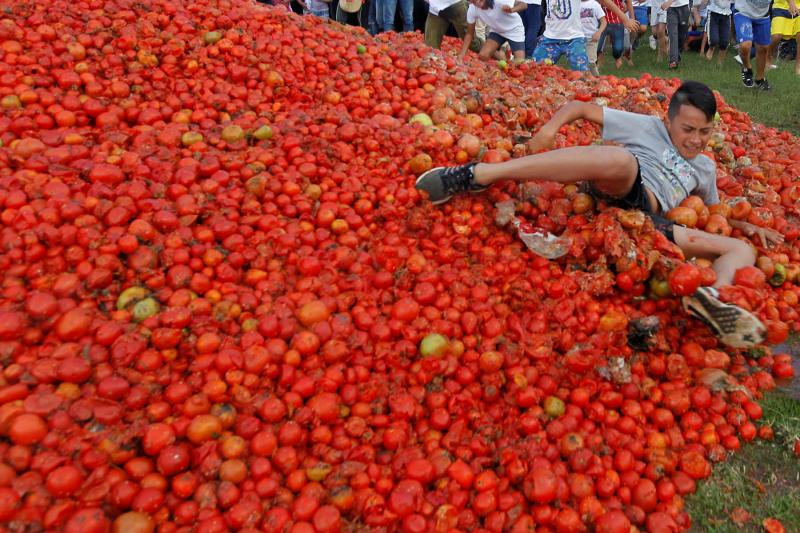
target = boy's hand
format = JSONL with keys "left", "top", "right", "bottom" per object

{"left": 527, "top": 125, "right": 557, "bottom": 153}
{"left": 623, "top": 16, "right": 639, "bottom": 33}
{"left": 502, "top": 4, "right": 513, "bottom": 11}
{"left": 592, "top": 31, "right": 602, "bottom": 41}
{"left": 735, "top": 221, "right": 785, "bottom": 249}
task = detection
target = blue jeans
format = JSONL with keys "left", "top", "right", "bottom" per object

{"left": 520, "top": 4, "right": 541, "bottom": 58}
{"left": 382, "top": 0, "right": 413, "bottom": 31}
{"left": 368, "top": 0, "right": 380, "bottom": 34}
{"left": 599, "top": 23, "right": 625, "bottom": 59}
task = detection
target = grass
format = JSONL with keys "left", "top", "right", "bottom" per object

{"left": 685, "top": 393, "right": 800, "bottom": 532}
{"left": 564, "top": 35, "right": 800, "bottom": 135}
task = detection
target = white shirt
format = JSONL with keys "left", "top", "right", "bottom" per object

{"left": 668, "top": 0, "right": 690, "bottom": 7}
{"left": 580, "top": 0, "right": 606, "bottom": 37}
{"left": 523, "top": 0, "right": 542, "bottom": 6}
{"left": 467, "top": 0, "right": 526, "bottom": 41}
{"left": 429, "top": 0, "right": 462, "bottom": 15}
{"left": 543, "top": 0, "right": 584, "bottom": 40}
{"left": 707, "top": 0, "right": 731, "bottom": 14}
{"left": 631, "top": 0, "right": 647, "bottom": 6}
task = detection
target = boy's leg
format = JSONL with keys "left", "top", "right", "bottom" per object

{"left": 532, "top": 37, "right": 565, "bottom": 65}
{"left": 564, "top": 37, "right": 590, "bottom": 71}
{"left": 586, "top": 38, "right": 600, "bottom": 74}
{"left": 415, "top": 146, "right": 639, "bottom": 204}
{"left": 673, "top": 225, "right": 766, "bottom": 348}
{"left": 480, "top": 34, "right": 503, "bottom": 60}
{"left": 666, "top": 7, "right": 682, "bottom": 64}
{"left": 672, "top": 226, "right": 755, "bottom": 287}
{"left": 424, "top": 12, "right": 448, "bottom": 49}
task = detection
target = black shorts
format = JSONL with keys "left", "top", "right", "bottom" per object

{"left": 587, "top": 159, "right": 676, "bottom": 242}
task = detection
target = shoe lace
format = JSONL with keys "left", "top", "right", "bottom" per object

{"left": 440, "top": 166, "right": 473, "bottom": 194}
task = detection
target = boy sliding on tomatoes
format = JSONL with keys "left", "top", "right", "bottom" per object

{"left": 415, "top": 81, "right": 783, "bottom": 348}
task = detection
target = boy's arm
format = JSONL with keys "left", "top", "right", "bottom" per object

{"left": 527, "top": 102, "right": 604, "bottom": 152}
{"left": 660, "top": 0, "right": 674, "bottom": 9}
{"left": 788, "top": 0, "right": 799, "bottom": 15}
{"left": 503, "top": 0, "right": 528, "bottom": 12}
{"left": 728, "top": 220, "right": 785, "bottom": 248}
{"left": 595, "top": 15, "right": 608, "bottom": 38}
{"left": 625, "top": 0, "right": 635, "bottom": 18}
{"left": 459, "top": 24, "right": 476, "bottom": 58}
{"left": 599, "top": 0, "right": 639, "bottom": 32}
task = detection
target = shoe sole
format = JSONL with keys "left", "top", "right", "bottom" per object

{"left": 683, "top": 290, "right": 765, "bottom": 348}
{"left": 415, "top": 167, "right": 452, "bottom": 205}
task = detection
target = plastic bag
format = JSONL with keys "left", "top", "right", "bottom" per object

{"left": 597, "top": 356, "right": 632, "bottom": 384}
{"left": 495, "top": 201, "right": 571, "bottom": 259}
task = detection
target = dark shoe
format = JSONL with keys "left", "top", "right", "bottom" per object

{"left": 755, "top": 78, "right": 772, "bottom": 91}
{"left": 682, "top": 286, "right": 766, "bottom": 348}
{"left": 741, "top": 68, "right": 754, "bottom": 88}
{"left": 415, "top": 164, "right": 488, "bottom": 204}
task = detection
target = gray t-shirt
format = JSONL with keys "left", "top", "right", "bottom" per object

{"left": 733, "top": 0, "right": 770, "bottom": 19}
{"left": 602, "top": 107, "right": 719, "bottom": 213}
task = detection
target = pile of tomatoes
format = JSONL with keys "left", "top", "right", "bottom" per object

{"left": 0, "top": 0, "right": 798, "bottom": 531}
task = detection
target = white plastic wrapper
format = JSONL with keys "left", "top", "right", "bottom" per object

{"left": 495, "top": 200, "right": 571, "bottom": 259}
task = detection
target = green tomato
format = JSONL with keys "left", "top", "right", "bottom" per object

{"left": 356, "top": 44, "right": 367, "bottom": 54}
{"left": 419, "top": 333, "right": 448, "bottom": 358}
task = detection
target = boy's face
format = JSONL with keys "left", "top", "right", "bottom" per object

{"left": 470, "top": 0, "right": 488, "bottom": 8}
{"left": 665, "top": 104, "right": 714, "bottom": 160}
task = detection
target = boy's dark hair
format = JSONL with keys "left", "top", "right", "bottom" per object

{"left": 667, "top": 81, "right": 716, "bottom": 122}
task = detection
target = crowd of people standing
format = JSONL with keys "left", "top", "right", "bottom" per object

{"left": 263, "top": 0, "right": 799, "bottom": 85}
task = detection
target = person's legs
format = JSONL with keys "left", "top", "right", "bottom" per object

{"left": 676, "top": 5, "right": 690, "bottom": 58}
{"left": 707, "top": 12, "right": 719, "bottom": 58}
{"left": 607, "top": 24, "right": 625, "bottom": 66}
{"left": 472, "top": 146, "right": 639, "bottom": 196}
{"left": 398, "top": 0, "right": 414, "bottom": 31}
{"left": 368, "top": 0, "right": 380, "bottom": 34}
{"left": 666, "top": 6, "right": 682, "bottom": 64}
{"left": 382, "top": 0, "right": 397, "bottom": 31}
{"left": 564, "top": 37, "right": 590, "bottom": 71}
{"left": 521, "top": 4, "right": 542, "bottom": 58}
{"left": 717, "top": 13, "right": 731, "bottom": 63}
{"left": 673, "top": 225, "right": 766, "bottom": 347}
{"left": 424, "top": 12, "right": 449, "bottom": 48}
{"left": 672, "top": 226, "right": 756, "bottom": 287}
{"left": 585, "top": 38, "right": 600, "bottom": 74}
{"left": 480, "top": 34, "right": 503, "bottom": 60}
{"left": 532, "top": 37, "right": 566, "bottom": 65}
{"left": 751, "top": 17, "right": 772, "bottom": 86}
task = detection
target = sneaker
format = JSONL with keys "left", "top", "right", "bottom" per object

{"left": 415, "top": 164, "right": 488, "bottom": 204}
{"left": 741, "top": 68, "right": 754, "bottom": 88}
{"left": 734, "top": 54, "right": 743, "bottom": 65}
{"left": 682, "top": 286, "right": 766, "bottom": 348}
{"left": 755, "top": 78, "right": 772, "bottom": 91}
{"left": 649, "top": 35, "right": 657, "bottom": 50}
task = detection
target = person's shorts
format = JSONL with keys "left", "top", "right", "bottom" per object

{"left": 532, "top": 36, "right": 589, "bottom": 71}
{"left": 487, "top": 32, "right": 526, "bottom": 53}
{"left": 771, "top": 11, "right": 800, "bottom": 37}
{"left": 634, "top": 6, "right": 650, "bottom": 26}
{"left": 586, "top": 157, "right": 675, "bottom": 241}
{"left": 651, "top": 5, "right": 667, "bottom": 25}
{"left": 733, "top": 11, "right": 771, "bottom": 45}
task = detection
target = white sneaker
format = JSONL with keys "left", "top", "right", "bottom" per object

{"left": 734, "top": 55, "right": 743, "bottom": 65}
{"left": 649, "top": 36, "right": 657, "bottom": 50}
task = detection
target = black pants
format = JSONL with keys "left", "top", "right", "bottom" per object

{"left": 707, "top": 12, "right": 731, "bottom": 50}
{"left": 667, "top": 4, "right": 690, "bottom": 63}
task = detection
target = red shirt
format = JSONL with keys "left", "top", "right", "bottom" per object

{"left": 604, "top": 0, "right": 626, "bottom": 24}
